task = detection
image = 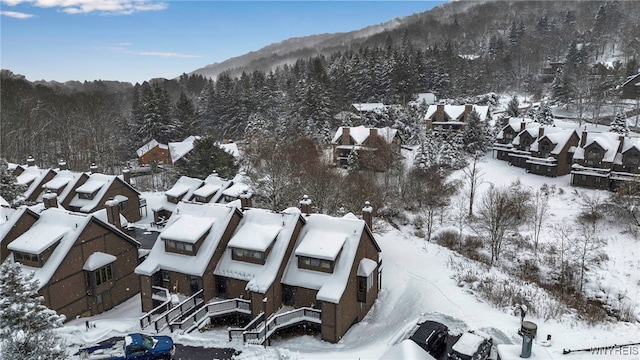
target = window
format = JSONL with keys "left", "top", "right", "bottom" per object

{"left": 78, "top": 190, "right": 97, "bottom": 200}
{"left": 539, "top": 142, "right": 552, "bottom": 158}
{"left": 119, "top": 200, "right": 128, "bottom": 211}
{"left": 162, "top": 270, "right": 170, "bottom": 282}
{"left": 231, "top": 248, "right": 266, "bottom": 264}
{"left": 165, "top": 240, "right": 194, "bottom": 253}
{"left": 298, "top": 256, "right": 334, "bottom": 273}
{"left": 357, "top": 272, "right": 375, "bottom": 303}
{"left": 14, "top": 251, "right": 41, "bottom": 266}
{"left": 95, "top": 264, "right": 113, "bottom": 286}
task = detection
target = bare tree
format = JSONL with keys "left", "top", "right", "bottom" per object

{"left": 531, "top": 187, "right": 550, "bottom": 253}
{"left": 573, "top": 218, "right": 607, "bottom": 292}
{"left": 474, "top": 182, "right": 530, "bottom": 266}
{"left": 550, "top": 221, "right": 575, "bottom": 298}
{"left": 451, "top": 196, "right": 468, "bottom": 251}
{"left": 462, "top": 156, "right": 484, "bottom": 218}
{"left": 606, "top": 179, "right": 640, "bottom": 237}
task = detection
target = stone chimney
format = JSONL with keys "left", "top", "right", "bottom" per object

{"left": 538, "top": 126, "right": 545, "bottom": 139}
{"left": 43, "top": 191, "right": 58, "bottom": 209}
{"left": 436, "top": 104, "right": 445, "bottom": 122}
{"left": 89, "top": 162, "right": 99, "bottom": 174}
{"left": 369, "top": 128, "right": 378, "bottom": 139}
{"left": 341, "top": 127, "right": 351, "bottom": 145}
{"left": 240, "top": 189, "right": 252, "bottom": 210}
{"left": 58, "top": 160, "right": 68, "bottom": 171}
{"left": 122, "top": 168, "right": 131, "bottom": 184}
{"left": 299, "top": 195, "right": 311, "bottom": 215}
{"left": 580, "top": 128, "right": 587, "bottom": 147}
{"left": 362, "top": 201, "right": 373, "bottom": 230}
{"left": 27, "top": 155, "right": 36, "bottom": 167}
{"left": 105, "top": 199, "right": 122, "bottom": 229}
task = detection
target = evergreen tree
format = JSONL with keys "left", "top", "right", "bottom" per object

{"left": 346, "top": 148, "right": 360, "bottom": 172}
{"left": 178, "top": 136, "right": 239, "bottom": 180}
{"left": 506, "top": 95, "right": 520, "bottom": 117}
{"left": 536, "top": 102, "right": 555, "bottom": 125}
{"left": 0, "top": 159, "right": 26, "bottom": 205}
{"left": 609, "top": 112, "right": 629, "bottom": 135}
{"left": 0, "top": 260, "right": 66, "bottom": 360}
{"left": 462, "top": 110, "right": 488, "bottom": 156}
{"left": 552, "top": 68, "right": 571, "bottom": 105}
{"left": 173, "top": 91, "right": 199, "bottom": 139}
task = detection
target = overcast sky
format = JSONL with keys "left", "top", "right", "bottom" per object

{"left": 1, "top": 1, "right": 445, "bottom": 84}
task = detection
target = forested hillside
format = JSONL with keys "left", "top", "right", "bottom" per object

{"left": 1, "top": 0, "right": 639, "bottom": 170}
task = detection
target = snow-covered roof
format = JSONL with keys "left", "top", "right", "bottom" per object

{"left": 136, "top": 139, "right": 168, "bottom": 157}
{"left": 153, "top": 176, "right": 204, "bottom": 212}
{"left": 215, "top": 207, "right": 302, "bottom": 293}
{"left": 621, "top": 137, "right": 640, "bottom": 154}
{"left": 169, "top": 135, "right": 199, "bottom": 163}
{"left": 68, "top": 173, "right": 115, "bottom": 212}
{"left": 414, "top": 93, "right": 436, "bottom": 105}
{"left": 82, "top": 252, "right": 117, "bottom": 271}
{"left": 0, "top": 207, "right": 27, "bottom": 242}
{"left": 357, "top": 258, "right": 377, "bottom": 277}
{"left": 573, "top": 132, "right": 621, "bottom": 162}
{"left": 331, "top": 126, "right": 398, "bottom": 145}
{"left": 160, "top": 214, "right": 215, "bottom": 244}
{"left": 0, "top": 196, "right": 9, "bottom": 208}
{"left": 40, "top": 170, "right": 85, "bottom": 203}
{"left": 218, "top": 142, "right": 240, "bottom": 158}
{"left": 9, "top": 208, "right": 90, "bottom": 289}
{"left": 424, "top": 105, "right": 489, "bottom": 121}
{"left": 380, "top": 339, "right": 436, "bottom": 360}
{"left": 352, "top": 103, "right": 385, "bottom": 112}
{"left": 192, "top": 183, "right": 221, "bottom": 198}
{"left": 8, "top": 222, "right": 68, "bottom": 254}
{"left": 92, "top": 208, "right": 129, "bottom": 228}
{"left": 221, "top": 174, "right": 250, "bottom": 200}
{"left": 530, "top": 128, "right": 576, "bottom": 155}
{"left": 452, "top": 332, "right": 486, "bottom": 356}
{"left": 203, "top": 173, "right": 232, "bottom": 203}
{"left": 282, "top": 212, "right": 370, "bottom": 303}
{"left": 16, "top": 167, "right": 53, "bottom": 200}
{"left": 136, "top": 201, "right": 239, "bottom": 277}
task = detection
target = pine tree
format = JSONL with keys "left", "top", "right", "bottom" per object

{"left": 0, "top": 159, "right": 26, "bottom": 205}
{"left": 0, "top": 260, "right": 66, "bottom": 360}
{"left": 506, "top": 95, "right": 520, "bottom": 117}
{"left": 177, "top": 136, "right": 239, "bottom": 180}
{"left": 346, "top": 148, "right": 360, "bottom": 172}
{"left": 536, "top": 102, "right": 555, "bottom": 125}
{"left": 609, "top": 112, "right": 629, "bottom": 135}
{"left": 462, "top": 110, "right": 488, "bottom": 156}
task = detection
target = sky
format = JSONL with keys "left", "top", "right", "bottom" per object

{"left": 0, "top": 0, "right": 446, "bottom": 84}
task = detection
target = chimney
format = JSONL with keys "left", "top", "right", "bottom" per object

{"left": 27, "top": 155, "right": 35, "bottom": 167}
{"left": 341, "top": 127, "right": 351, "bottom": 145}
{"left": 538, "top": 126, "right": 545, "bottom": 139}
{"left": 89, "top": 162, "right": 99, "bottom": 174}
{"left": 520, "top": 321, "right": 537, "bottom": 358}
{"left": 122, "top": 168, "right": 131, "bottom": 184}
{"left": 369, "top": 128, "right": 378, "bottom": 139}
{"left": 58, "top": 160, "right": 68, "bottom": 171}
{"left": 436, "top": 104, "right": 445, "bottom": 122}
{"left": 240, "top": 189, "right": 252, "bottom": 210}
{"left": 520, "top": 121, "right": 526, "bottom": 132}
{"left": 580, "top": 128, "right": 587, "bottom": 147}
{"left": 299, "top": 195, "right": 311, "bottom": 215}
{"left": 105, "top": 199, "right": 122, "bottom": 229}
{"left": 43, "top": 191, "right": 58, "bottom": 209}
{"left": 464, "top": 104, "right": 473, "bottom": 119}
{"left": 362, "top": 201, "right": 373, "bottom": 230}
{"left": 618, "top": 135, "right": 625, "bottom": 153}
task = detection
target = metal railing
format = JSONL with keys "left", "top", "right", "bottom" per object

{"left": 172, "top": 298, "right": 251, "bottom": 333}
{"left": 228, "top": 312, "right": 264, "bottom": 341}
{"left": 244, "top": 307, "right": 321, "bottom": 345}
{"left": 149, "top": 289, "right": 204, "bottom": 333}
{"left": 139, "top": 286, "right": 172, "bottom": 330}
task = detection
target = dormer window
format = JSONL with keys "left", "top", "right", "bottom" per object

{"left": 165, "top": 184, "right": 190, "bottom": 204}
{"left": 227, "top": 222, "right": 281, "bottom": 265}
{"left": 13, "top": 251, "right": 42, "bottom": 267}
{"left": 165, "top": 240, "right": 194, "bottom": 253}
{"left": 586, "top": 147, "right": 602, "bottom": 167}
{"left": 232, "top": 248, "right": 266, "bottom": 265}
{"left": 298, "top": 256, "right": 334, "bottom": 273}
{"left": 160, "top": 214, "right": 214, "bottom": 256}
{"left": 624, "top": 153, "right": 640, "bottom": 171}
{"left": 78, "top": 190, "right": 98, "bottom": 200}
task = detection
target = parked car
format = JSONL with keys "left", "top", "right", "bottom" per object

{"left": 409, "top": 320, "right": 449, "bottom": 357}
{"left": 78, "top": 333, "right": 175, "bottom": 360}
{"left": 448, "top": 330, "right": 492, "bottom": 360}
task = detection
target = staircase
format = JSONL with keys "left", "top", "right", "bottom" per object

{"left": 242, "top": 307, "right": 322, "bottom": 345}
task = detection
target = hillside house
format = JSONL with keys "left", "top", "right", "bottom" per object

{"left": 330, "top": 126, "right": 402, "bottom": 168}
{"left": 1, "top": 202, "right": 140, "bottom": 319}
{"left": 620, "top": 73, "right": 640, "bottom": 99}
{"left": 504, "top": 124, "right": 542, "bottom": 169}
{"left": 424, "top": 104, "right": 490, "bottom": 132}
{"left": 14, "top": 163, "right": 57, "bottom": 203}
{"left": 281, "top": 203, "right": 381, "bottom": 343}
{"left": 136, "top": 201, "right": 243, "bottom": 311}
{"left": 527, "top": 128, "right": 580, "bottom": 177}
{"left": 62, "top": 172, "right": 142, "bottom": 222}
{"left": 37, "top": 170, "right": 88, "bottom": 204}
{"left": 214, "top": 206, "right": 305, "bottom": 317}
{"left": 137, "top": 139, "right": 171, "bottom": 165}
{"left": 191, "top": 173, "right": 232, "bottom": 204}
{"left": 169, "top": 135, "right": 199, "bottom": 165}
{"left": 493, "top": 118, "right": 531, "bottom": 161}
{"left": 220, "top": 173, "right": 251, "bottom": 203}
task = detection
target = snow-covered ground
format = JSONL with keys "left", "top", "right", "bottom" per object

{"left": 57, "top": 156, "right": 639, "bottom": 360}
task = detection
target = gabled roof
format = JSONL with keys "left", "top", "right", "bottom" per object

{"left": 512, "top": 123, "right": 541, "bottom": 146}
{"left": 152, "top": 176, "right": 204, "bottom": 213}
{"left": 573, "top": 132, "right": 621, "bottom": 163}
{"left": 136, "top": 139, "right": 168, "bottom": 157}
{"left": 136, "top": 201, "right": 240, "bottom": 277}
{"left": 40, "top": 170, "right": 87, "bottom": 203}
{"left": 169, "top": 135, "right": 199, "bottom": 163}
{"left": 221, "top": 173, "right": 250, "bottom": 200}
{"left": 331, "top": 126, "right": 399, "bottom": 145}
{"left": 281, "top": 212, "right": 376, "bottom": 304}
{"left": 215, "top": 207, "right": 302, "bottom": 293}
{"left": 68, "top": 174, "right": 113, "bottom": 212}
{"left": 530, "top": 128, "right": 576, "bottom": 155}
{"left": 8, "top": 208, "right": 90, "bottom": 289}
{"left": 424, "top": 104, "right": 489, "bottom": 121}
{"left": 620, "top": 136, "right": 640, "bottom": 154}
{"left": 218, "top": 142, "right": 240, "bottom": 158}
{"left": 16, "top": 167, "right": 54, "bottom": 200}
{"left": 202, "top": 173, "right": 232, "bottom": 203}
{"left": 352, "top": 103, "right": 386, "bottom": 112}
{"left": 496, "top": 117, "right": 531, "bottom": 140}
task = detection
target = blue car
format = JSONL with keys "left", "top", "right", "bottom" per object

{"left": 78, "top": 333, "right": 175, "bottom": 360}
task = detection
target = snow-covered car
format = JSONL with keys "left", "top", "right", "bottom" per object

{"left": 448, "top": 330, "right": 492, "bottom": 360}
{"left": 77, "top": 333, "right": 175, "bottom": 360}
{"left": 409, "top": 319, "right": 449, "bottom": 357}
